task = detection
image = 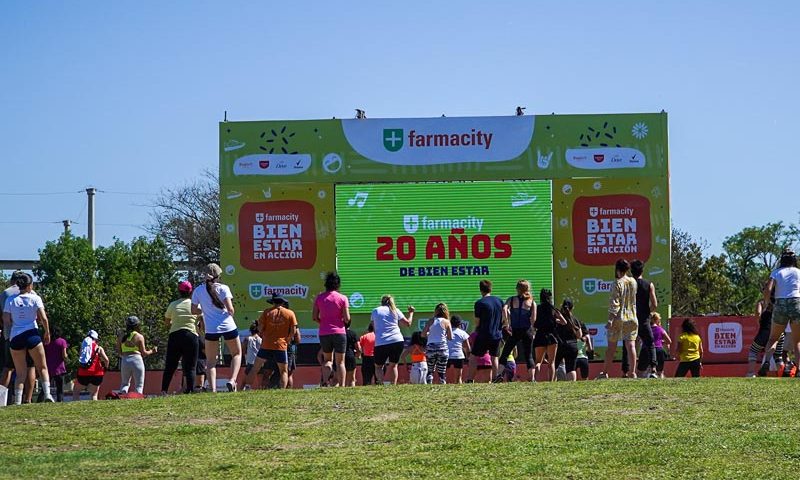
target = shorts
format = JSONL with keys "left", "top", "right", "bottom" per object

{"left": 533, "top": 332, "right": 558, "bottom": 348}
{"left": 447, "top": 358, "right": 465, "bottom": 369}
{"left": 345, "top": 354, "right": 356, "bottom": 372}
{"left": 374, "top": 341, "right": 404, "bottom": 365}
{"left": 76, "top": 375, "right": 104, "bottom": 386}
{"left": 555, "top": 341, "right": 578, "bottom": 373}
{"left": 257, "top": 348, "right": 288, "bottom": 365}
{"left": 10, "top": 329, "right": 42, "bottom": 351}
{"left": 472, "top": 335, "right": 501, "bottom": 357}
{"left": 607, "top": 319, "right": 638, "bottom": 343}
{"left": 772, "top": 298, "right": 800, "bottom": 325}
{"left": 196, "top": 358, "right": 207, "bottom": 375}
{"left": 319, "top": 334, "right": 347, "bottom": 354}
{"left": 205, "top": 329, "right": 239, "bottom": 341}
{"left": 656, "top": 348, "right": 666, "bottom": 372}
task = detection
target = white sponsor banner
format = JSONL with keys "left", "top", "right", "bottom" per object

{"left": 233, "top": 154, "right": 312, "bottom": 176}
{"left": 565, "top": 147, "right": 646, "bottom": 170}
{"left": 587, "top": 323, "right": 609, "bottom": 348}
{"left": 299, "top": 328, "right": 320, "bottom": 344}
{"left": 708, "top": 322, "right": 742, "bottom": 354}
{"left": 341, "top": 116, "right": 535, "bottom": 166}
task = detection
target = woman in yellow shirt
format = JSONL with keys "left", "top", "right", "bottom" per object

{"left": 674, "top": 318, "right": 703, "bottom": 377}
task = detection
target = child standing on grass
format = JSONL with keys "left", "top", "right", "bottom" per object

{"left": 241, "top": 322, "right": 261, "bottom": 390}
{"left": 650, "top": 313, "right": 671, "bottom": 378}
{"left": 404, "top": 331, "right": 427, "bottom": 384}
{"left": 422, "top": 303, "right": 453, "bottom": 384}
{"left": 674, "top": 318, "right": 702, "bottom": 378}
{"left": 502, "top": 346, "right": 517, "bottom": 382}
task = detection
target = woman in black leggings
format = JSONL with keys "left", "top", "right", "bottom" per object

{"left": 496, "top": 280, "right": 536, "bottom": 382}
{"left": 161, "top": 281, "right": 200, "bottom": 394}
{"left": 554, "top": 299, "right": 581, "bottom": 382}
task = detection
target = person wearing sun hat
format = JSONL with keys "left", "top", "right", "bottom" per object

{"left": 161, "top": 281, "right": 200, "bottom": 395}
{"left": 243, "top": 293, "right": 297, "bottom": 389}
{"left": 191, "top": 263, "right": 242, "bottom": 392}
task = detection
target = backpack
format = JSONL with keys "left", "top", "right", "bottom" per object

{"left": 78, "top": 337, "right": 97, "bottom": 369}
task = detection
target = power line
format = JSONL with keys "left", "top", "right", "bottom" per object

{"left": 0, "top": 191, "right": 82, "bottom": 196}
{"left": 98, "top": 190, "right": 156, "bottom": 196}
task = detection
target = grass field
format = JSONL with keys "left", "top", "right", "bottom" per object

{"left": 0, "top": 378, "right": 798, "bottom": 479}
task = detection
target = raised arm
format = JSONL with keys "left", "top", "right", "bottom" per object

{"left": 399, "top": 306, "right": 415, "bottom": 327}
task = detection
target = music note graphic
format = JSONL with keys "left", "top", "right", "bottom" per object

{"left": 347, "top": 192, "right": 368, "bottom": 208}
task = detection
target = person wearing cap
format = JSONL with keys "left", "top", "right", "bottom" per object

{"left": 73, "top": 330, "right": 109, "bottom": 401}
{"left": 760, "top": 248, "right": 800, "bottom": 376}
{"left": 117, "top": 315, "right": 157, "bottom": 395}
{"left": 243, "top": 294, "right": 297, "bottom": 389}
{"left": 161, "top": 281, "right": 200, "bottom": 395}
{"left": 191, "top": 263, "right": 242, "bottom": 393}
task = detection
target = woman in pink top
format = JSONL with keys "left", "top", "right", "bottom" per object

{"left": 313, "top": 272, "right": 350, "bottom": 387}
{"left": 468, "top": 331, "right": 492, "bottom": 383}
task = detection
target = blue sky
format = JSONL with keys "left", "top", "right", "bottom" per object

{"left": 1, "top": 1, "right": 797, "bottom": 260}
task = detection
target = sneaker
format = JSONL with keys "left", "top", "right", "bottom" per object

{"left": 745, "top": 373, "right": 757, "bottom": 378}
{"left": 492, "top": 373, "right": 505, "bottom": 383}
{"left": 43, "top": 396, "right": 55, "bottom": 403}
{"left": 595, "top": 372, "right": 610, "bottom": 380}
{"left": 426, "top": 375, "right": 433, "bottom": 384}
{"left": 242, "top": 385, "right": 251, "bottom": 391}
{"left": 648, "top": 373, "right": 659, "bottom": 379}
{"left": 757, "top": 363, "right": 770, "bottom": 377}
{"left": 465, "top": 379, "right": 474, "bottom": 384}
{"left": 226, "top": 381, "right": 236, "bottom": 392}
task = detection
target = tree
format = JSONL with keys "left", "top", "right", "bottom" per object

{"left": 34, "top": 233, "right": 177, "bottom": 371}
{"left": 723, "top": 221, "right": 800, "bottom": 314}
{"left": 671, "top": 228, "right": 737, "bottom": 316}
{"left": 147, "top": 169, "right": 220, "bottom": 270}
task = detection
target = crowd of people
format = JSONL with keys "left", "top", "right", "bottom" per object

{"left": 1, "top": 250, "right": 799, "bottom": 403}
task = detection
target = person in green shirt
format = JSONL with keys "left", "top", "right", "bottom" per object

{"left": 161, "top": 281, "right": 200, "bottom": 394}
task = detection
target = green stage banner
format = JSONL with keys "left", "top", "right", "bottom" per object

{"left": 335, "top": 181, "right": 553, "bottom": 314}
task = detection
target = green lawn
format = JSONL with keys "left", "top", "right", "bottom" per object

{"left": 0, "top": 379, "right": 798, "bottom": 479}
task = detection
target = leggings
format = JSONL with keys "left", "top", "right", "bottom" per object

{"left": 410, "top": 362, "right": 428, "bottom": 384}
{"left": 37, "top": 374, "right": 65, "bottom": 402}
{"left": 499, "top": 328, "right": 534, "bottom": 369}
{"left": 749, "top": 330, "right": 785, "bottom": 363}
{"left": 675, "top": 360, "right": 701, "bottom": 378}
{"left": 161, "top": 330, "right": 199, "bottom": 393}
{"left": 576, "top": 358, "right": 589, "bottom": 380}
{"left": 361, "top": 356, "right": 376, "bottom": 385}
{"left": 120, "top": 355, "right": 145, "bottom": 394}
{"left": 425, "top": 343, "right": 448, "bottom": 383}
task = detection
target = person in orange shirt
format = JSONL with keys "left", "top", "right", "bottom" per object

{"left": 244, "top": 294, "right": 297, "bottom": 389}
{"left": 402, "top": 331, "right": 428, "bottom": 384}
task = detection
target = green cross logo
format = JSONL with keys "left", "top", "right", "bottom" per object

{"left": 383, "top": 129, "right": 404, "bottom": 152}
{"left": 583, "top": 279, "right": 597, "bottom": 295}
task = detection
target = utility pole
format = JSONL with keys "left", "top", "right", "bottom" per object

{"left": 86, "top": 187, "right": 96, "bottom": 249}
{"left": 62, "top": 219, "right": 72, "bottom": 234}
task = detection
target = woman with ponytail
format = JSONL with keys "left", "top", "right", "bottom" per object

{"left": 191, "top": 264, "right": 242, "bottom": 392}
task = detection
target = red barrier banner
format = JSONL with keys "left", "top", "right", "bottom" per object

{"left": 669, "top": 316, "right": 760, "bottom": 364}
